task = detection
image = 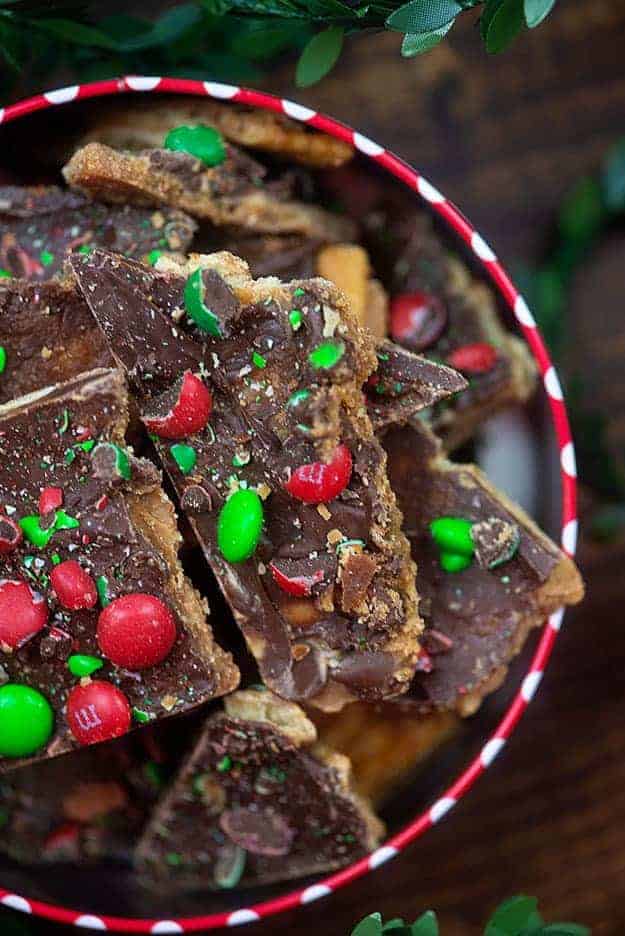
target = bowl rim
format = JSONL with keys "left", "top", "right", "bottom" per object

{"left": 0, "top": 76, "right": 578, "bottom": 933}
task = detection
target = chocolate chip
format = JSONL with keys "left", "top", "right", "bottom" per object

{"left": 219, "top": 806, "right": 294, "bottom": 857}
{"left": 471, "top": 517, "right": 521, "bottom": 569}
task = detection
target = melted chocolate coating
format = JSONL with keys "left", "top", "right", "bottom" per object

{"left": 71, "top": 250, "right": 420, "bottom": 704}
{"left": 0, "top": 368, "right": 235, "bottom": 771}
{"left": 136, "top": 713, "right": 374, "bottom": 890}
{"left": 383, "top": 420, "right": 570, "bottom": 712}
{"left": 0, "top": 186, "right": 196, "bottom": 280}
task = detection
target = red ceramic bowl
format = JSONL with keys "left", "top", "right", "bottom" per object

{"left": 0, "top": 77, "right": 578, "bottom": 933}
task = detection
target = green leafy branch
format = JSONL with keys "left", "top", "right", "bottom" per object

{"left": 516, "top": 136, "right": 625, "bottom": 540}
{"left": 352, "top": 896, "right": 589, "bottom": 936}
{"left": 0, "top": 0, "right": 559, "bottom": 92}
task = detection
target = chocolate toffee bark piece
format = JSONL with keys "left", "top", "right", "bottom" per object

{"left": 383, "top": 419, "right": 584, "bottom": 716}
{"left": 313, "top": 703, "right": 458, "bottom": 806}
{"left": 0, "top": 185, "right": 196, "bottom": 281}
{"left": 0, "top": 729, "right": 180, "bottom": 865}
{"left": 63, "top": 142, "right": 356, "bottom": 241}
{"left": 77, "top": 98, "right": 354, "bottom": 169}
{"left": 366, "top": 210, "right": 536, "bottom": 450}
{"left": 0, "top": 278, "right": 112, "bottom": 405}
{"left": 366, "top": 340, "right": 467, "bottom": 432}
{"left": 0, "top": 368, "right": 238, "bottom": 771}
{"left": 70, "top": 249, "right": 421, "bottom": 708}
{"left": 136, "top": 689, "right": 383, "bottom": 890}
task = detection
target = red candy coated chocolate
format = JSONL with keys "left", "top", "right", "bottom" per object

{"left": 50, "top": 560, "right": 98, "bottom": 611}
{"left": 269, "top": 563, "right": 325, "bottom": 598}
{"left": 285, "top": 444, "right": 352, "bottom": 504}
{"left": 97, "top": 593, "right": 177, "bottom": 670}
{"left": 144, "top": 371, "right": 212, "bottom": 439}
{"left": 0, "top": 579, "right": 48, "bottom": 649}
{"left": 390, "top": 291, "right": 448, "bottom": 352}
{"left": 0, "top": 513, "right": 23, "bottom": 554}
{"left": 446, "top": 342, "right": 497, "bottom": 374}
{"left": 66, "top": 680, "right": 131, "bottom": 746}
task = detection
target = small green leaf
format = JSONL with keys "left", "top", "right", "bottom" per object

{"left": 411, "top": 910, "right": 439, "bottom": 936}
{"left": 602, "top": 137, "right": 625, "bottom": 213}
{"left": 485, "top": 896, "right": 542, "bottom": 936}
{"left": 484, "top": 0, "right": 525, "bottom": 53}
{"left": 523, "top": 0, "right": 556, "bottom": 27}
{"left": 295, "top": 26, "right": 344, "bottom": 87}
{"left": 115, "top": 4, "right": 202, "bottom": 51}
{"left": 401, "top": 21, "right": 453, "bottom": 55}
{"left": 37, "top": 19, "right": 119, "bottom": 49}
{"left": 382, "top": 921, "right": 407, "bottom": 932}
{"left": 387, "top": 0, "right": 461, "bottom": 33}
{"left": 352, "top": 913, "right": 383, "bottom": 936}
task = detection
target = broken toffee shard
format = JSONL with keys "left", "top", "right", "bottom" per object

{"left": 63, "top": 142, "right": 357, "bottom": 242}
{"left": 70, "top": 248, "right": 423, "bottom": 709}
{"left": 0, "top": 185, "right": 196, "bottom": 281}
{"left": 0, "top": 368, "right": 238, "bottom": 771}
{"left": 135, "top": 689, "right": 383, "bottom": 890}
{"left": 382, "top": 419, "right": 584, "bottom": 715}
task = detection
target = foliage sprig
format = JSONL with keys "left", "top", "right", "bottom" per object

{"left": 0, "top": 0, "right": 559, "bottom": 92}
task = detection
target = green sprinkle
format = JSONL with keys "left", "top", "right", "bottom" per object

{"left": 309, "top": 339, "right": 345, "bottom": 370}
{"left": 336, "top": 538, "right": 365, "bottom": 553}
{"left": 216, "top": 755, "right": 232, "bottom": 773}
{"left": 376, "top": 351, "right": 389, "bottom": 362}
{"left": 0, "top": 347, "right": 6, "bottom": 375}
{"left": 132, "top": 707, "right": 152, "bottom": 724}
{"left": 215, "top": 846, "right": 246, "bottom": 889}
{"left": 289, "top": 309, "right": 303, "bottom": 330}
{"left": 0, "top": 269, "right": 11, "bottom": 279}
{"left": 184, "top": 268, "right": 222, "bottom": 337}
{"left": 96, "top": 575, "right": 110, "bottom": 608}
{"left": 77, "top": 244, "right": 93, "bottom": 256}
{"left": 164, "top": 124, "right": 226, "bottom": 167}
{"left": 76, "top": 439, "right": 96, "bottom": 453}
{"left": 293, "top": 287, "right": 305, "bottom": 298}
{"left": 146, "top": 249, "right": 163, "bottom": 266}
{"left": 252, "top": 351, "right": 267, "bottom": 369}
{"left": 50, "top": 553, "right": 61, "bottom": 565}
{"left": 501, "top": 575, "right": 511, "bottom": 584}
{"left": 68, "top": 655, "right": 103, "bottom": 678}
{"left": 287, "top": 388, "right": 310, "bottom": 409}
{"left": 170, "top": 443, "right": 197, "bottom": 475}
{"left": 393, "top": 381, "right": 403, "bottom": 393}
{"left": 232, "top": 450, "right": 250, "bottom": 467}
{"left": 58, "top": 409, "right": 70, "bottom": 434}
{"left": 53, "top": 510, "right": 79, "bottom": 533}
{"left": 165, "top": 852, "right": 182, "bottom": 867}
{"left": 64, "top": 448, "right": 76, "bottom": 465}
{"left": 39, "top": 250, "right": 54, "bottom": 267}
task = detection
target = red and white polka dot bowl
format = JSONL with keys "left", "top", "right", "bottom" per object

{"left": 0, "top": 77, "right": 578, "bottom": 933}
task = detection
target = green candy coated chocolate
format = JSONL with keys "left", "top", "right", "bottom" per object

{"left": 430, "top": 517, "right": 475, "bottom": 557}
{"left": 0, "top": 346, "right": 6, "bottom": 374}
{"left": 217, "top": 489, "right": 264, "bottom": 564}
{"left": 308, "top": 339, "right": 345, "bottom": 370}
{"left": 0, "top": 684, "right": 54, "bottom": 757}
{"left": 252, "top": 351, "right": 267, "bottom": 369}
{"left": 96, "top": 574, "right": 110, "bottom": 607}
{"left": 40, "top": 250, "right": 54, "bottom": 267}
{"left": 171, "top": 443, "right": 197, "bottom": 475}
{"left": 440, "top": 551, "right": 472, "bottom": 573}
{"left": 289, "top": 309, "right": 303, "bottom": 331}
{"left": 164, "top": 124, "right": 226, "bottom": 167}
{"left": 0, "top": 270, "right": 11, "bottom": 279}
{"left": 20, "top": 510, "right": 79, "bottom": 548}
{"left": 67, "top": 654, "right": 103, "bottom": 678}
{"left": 147, "top": 249, "right": 163, "bottom": 266}
{"left": 184, "top": 268, "right": 222, "bottom": 337}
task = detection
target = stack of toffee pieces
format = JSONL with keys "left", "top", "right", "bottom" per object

{"left": 0, "top": 102, "right": 583, "bottom": 889}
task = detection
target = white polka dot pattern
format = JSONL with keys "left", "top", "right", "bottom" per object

{"left": 544, "top": 366, "right": 564, "bottom": 400}
{"left": 514, "top": 295, "right": 536, "bottom": 328}
{"left": 74, "top": 916, "right": 107, "bottom": 930}
{"left": 368, "top": 845, "right": 399, "bottom": 869}
{"left": 203, "top": 82, "right": 240, "bottom": 99}
{"left": 281, "top": 100, "right": 316, "bottom": 121}
{"left": 300, "top": 884, "right": 332, "bottom": 904}
{"left": 560, "top": 442, "right": 577, "bottom": 478}
{"left": 416, "top": 176, "right": 445, "bottom": 204}
{"left": 352, "top": 132, "right": 384, "bottom": 156}
{"left": 1, "top": 895, "right": 32, "bottom": 913}
{"left": 124, "top": 77, "right": 161, "bottom": 91}
{"left": 521, "top": 671, "right": 543, "bottom": 702}
{"left": 470, "top": 232, "right": 497, "bottom": 262}
{"left": 227, "top": 909, "right": 261, "bottom": 926}
{"left": 480, "top": 737, "right": 506, "bottom": 767}
{"left": 561, "top": 519, "right": 578, "bottom": 554}
{"left": 151, "top": 923, "right": 184, "bottom": 934}
{"left": 549, "top": 608, "right": 565, "bottom": 632}
{"left": 44, "top": 86, "right": 79, "bottom": 104}
{"left": 429, "top": 797, "right": 456, "bottom": 824}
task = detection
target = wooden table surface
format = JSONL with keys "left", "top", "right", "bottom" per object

{"left": 8, "top": 1, "right": 625, "bottom": 932}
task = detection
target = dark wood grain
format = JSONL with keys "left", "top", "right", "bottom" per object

{"left": 6, "top": 1, "right": 624, "bottom": 932}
